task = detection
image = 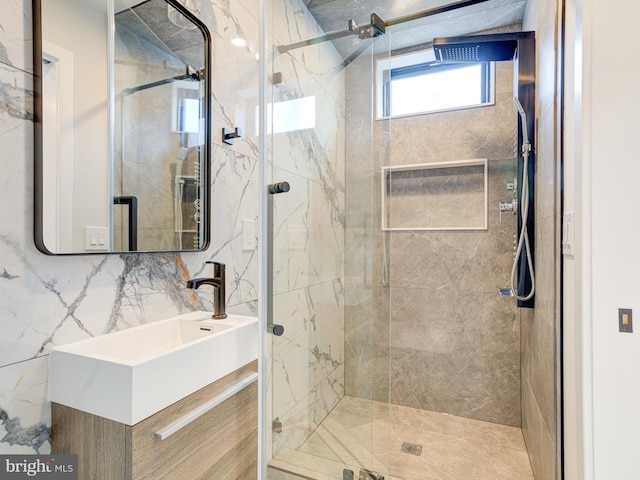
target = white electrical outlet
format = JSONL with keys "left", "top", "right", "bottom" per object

{"left": 84, "top": 226, "right": 109, "bottom": 251}
{"left": 242, "top": 219, "right": 256, "bottom": 251}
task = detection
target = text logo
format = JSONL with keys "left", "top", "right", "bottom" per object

{"left": 0, "top": 455, "right": 77, "bottom": 479}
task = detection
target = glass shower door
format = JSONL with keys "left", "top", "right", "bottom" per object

{"left": 265, "top": 1, "right": 391, "bottom": 478}
{"left": 263, "top": 1, "right": 547, "bottom": 478}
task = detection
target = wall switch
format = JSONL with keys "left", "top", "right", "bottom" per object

{"left": 619, "top": 308, "right": 633, "bottom": 333}
{"left": 84, "top": 226, "right": 109, "bottom": 251}
{"left": 562, "top": 212, "right": 574, "bottom": 256}
{"left": 242, "top": 219, "right": 256, "bottom": 251}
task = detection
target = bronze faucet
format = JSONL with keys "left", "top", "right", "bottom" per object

{"left": 187, "top": 261, "right": 227, "bottom": 319}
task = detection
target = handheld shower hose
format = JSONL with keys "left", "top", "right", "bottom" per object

{"left": 510, "top": 97, "right": 535, "bottom": 301}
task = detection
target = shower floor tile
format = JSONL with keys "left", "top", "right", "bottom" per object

{"left": 270, "top": 396, "right": 534, "bottom": 480}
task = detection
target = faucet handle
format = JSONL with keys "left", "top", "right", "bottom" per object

{"left": 205, "top": 260, "right": 225, "bottom": 276}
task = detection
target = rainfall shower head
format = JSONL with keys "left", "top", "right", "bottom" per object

{"left": 433, "top": 32, "right": 533, "bottom": 63}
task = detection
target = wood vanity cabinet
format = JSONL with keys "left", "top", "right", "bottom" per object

{"left": 52, "top": 361, "right": 258, "bottom": 480}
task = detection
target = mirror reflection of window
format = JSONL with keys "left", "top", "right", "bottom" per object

{"left": 172, "top": 81, "right": 201, "bottom": 134}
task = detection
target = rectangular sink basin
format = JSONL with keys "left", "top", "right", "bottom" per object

{"left": 48, "top": 312, "right": 258, "bottom": 425}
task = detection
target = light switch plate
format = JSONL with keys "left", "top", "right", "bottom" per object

{"left": 242, "top": 219, "right": 256, "bottom": 251}
{"left": 84, "top": 226, "right": 109, "bottom": 251}
{"left": 619, "top": 308, "right": 633, "bottom": 333}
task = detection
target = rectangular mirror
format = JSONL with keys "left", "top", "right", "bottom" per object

{"left": 33, "top": 0, "right": 211, "bottom": 254}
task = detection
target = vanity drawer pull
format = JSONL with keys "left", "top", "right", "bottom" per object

{"left": 154, "top": 372, "right": 258, "bottom": 440}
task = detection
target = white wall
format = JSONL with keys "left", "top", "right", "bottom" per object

{"left": 42, "top": 0, "right": 109, "bottom": 251}
{"left": 564, "top": 0, "right": 640, "bottom": 478}
{"left": 563, "top": 1, "right": 591, "bottom": 478}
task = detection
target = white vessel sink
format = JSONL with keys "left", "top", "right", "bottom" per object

{"left": 48, "top": 311, "right": 258, "bottom": 425}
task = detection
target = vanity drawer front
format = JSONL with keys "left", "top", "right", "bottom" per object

{"left": 131, "top": 361, "right": 258, "bottom": 480}
{"left": 51, "top": 403, "right": 131, "bottom": 480}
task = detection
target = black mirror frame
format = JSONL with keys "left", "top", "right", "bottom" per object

{"left": 32, "top": 0, "right": 212, "bottom": 255}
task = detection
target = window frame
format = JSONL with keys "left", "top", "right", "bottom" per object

{"left": 375, "top": 48, "right": 496, "bottom": 120}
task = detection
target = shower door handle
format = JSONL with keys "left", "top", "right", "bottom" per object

{"left": 113, "top": 195, "right": 138, "bottom": 251}
{"left": 267, "top": 182, "right": 290, "bottom": 336}
{"left": 268, "top": 181, "right": 290, "bottom": 194}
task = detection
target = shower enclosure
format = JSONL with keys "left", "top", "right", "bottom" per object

{"left": 262, "top": 1, "right": 548, "bottom": 478}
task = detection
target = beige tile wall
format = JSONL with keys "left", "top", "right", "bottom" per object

{"left": 345, "top": 54, "right": 523, "bottom": 427}
{"left": 521, "top": 0, "right": 562, "bottom": 478}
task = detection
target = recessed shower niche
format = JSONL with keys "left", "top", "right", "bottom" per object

{"left": 382, "top": 159, "right": 488, "bottom": 231}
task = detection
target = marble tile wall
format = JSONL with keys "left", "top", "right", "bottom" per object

{"left": 345, "top": 51, "right": 523, "bottom": 427}
{"left": 267, "top": 0, "right": 347, "bottom": 456}
{"left": 0, "top": 0, "right": 260, "bottom": 454}
{"left": 522, "top": 0, "right": 562, "bottom": 479}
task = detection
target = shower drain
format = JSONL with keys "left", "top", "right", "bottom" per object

{"left": 401, "top": 442, "right": 423, "bottom": 456}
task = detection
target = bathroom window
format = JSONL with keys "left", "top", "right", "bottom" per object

{"left": 376, "top": 48, "right": 494, "bottom": 119}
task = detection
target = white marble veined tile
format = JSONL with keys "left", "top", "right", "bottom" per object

{"left": 96, "top": 254, "right": 206, "bottom": 332}
{"left": 335, "top": 98, "right": 347, "bottom": 188}
{"left": 0, "top": 0, "right": 33, "bottom": 73}
{"left": 0, "top": 64, "right": 33, "bottom": 230}
{"left": 271, "top": 43, "right": 345, "bottom": 100}
{"left": 186, "top": 144, "right": 259, "bottom": 310}
{"left": 272, "top": 281, "right": 344, "bottom": 446}
{"left": 272, "top": 278, "right": 344, "bottom": 413}
{"left": 0, "top": 63, "right": 33, "bottom": 123}
{"left": 0, "top": 80, "right": 256, "bottom": 366}
{"left": 270, "top": 122, "right": 345, "bottom": 196}
{"left": 266, "top": 335, "right": 275, "bottom": 461}
{"left": 0, "top": 244, "right": 109, "bottom": 366}
{"left": 271, "top": 168, "right": 345, "bottom": 295}
{"left": 315, "top": 92, "right": 345, "bottom": 182}
{"left": 272, "top": 365, "right": 344, "bottom": 455}
{"left": 271, "top": 45, "right": 346, "bottom": 119}
{"left": 0, "top": 241, "right": 205, "bottom": 367}
{"left": 205, "top": 0, "right": 261, "bottom": 159}
{"left": 0, "top": 357, "right": 50, "bottom": 454}
{"left": 268, "top": 61, "right": 345, "bottom": 193}
{"left": 269, "top": 0, "right": 322, "bottom": 49}
{"left": 229, "top": 0, "right": 260, "bottom": 23}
